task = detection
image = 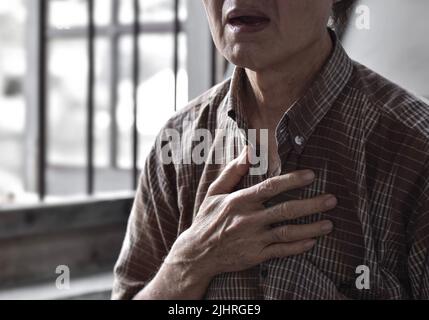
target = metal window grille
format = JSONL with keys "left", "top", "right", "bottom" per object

{"left": 35, "top": 0, "right": 186, "bottom": 200}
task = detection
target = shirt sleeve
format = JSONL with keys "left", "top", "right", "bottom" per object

{"left": 111, "top": 140, "right": 180, "bottom": 300}
{"left": 407, "top": 174, "right": 429, "bottom": 299}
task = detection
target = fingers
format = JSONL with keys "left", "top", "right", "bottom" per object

{"left": 258, "top": 194, "right": 337, "bottom": 225}
{"left": 240, "top": 170, "right": 316, "bottom": 203}
{"left": 262, "top": 220, "right": 333, "bottom": 244}
{"left": 261, "top": 239, "right": 317, "bottom": 260}
{"left": 206, "top": 146, "right": 251, "bottom": 196}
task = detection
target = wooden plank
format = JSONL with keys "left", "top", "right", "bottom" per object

{"left": 0, "top": 196, "right": 133, "bottom": 240}
{"left": 0, "top": 272, "right": 113, "bottom": 300}
{"left": 0, "top": 224, "right": 126, "bottom": 288}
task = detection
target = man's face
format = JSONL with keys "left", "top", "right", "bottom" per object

{"left": 202, "top": 0, "right": 333, "bottom": 71}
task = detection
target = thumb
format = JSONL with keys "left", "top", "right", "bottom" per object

{"left": 206, "top": 146, "right": 251, "bottom": 196}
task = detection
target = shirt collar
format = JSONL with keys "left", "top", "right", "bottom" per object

{"left": 224, "top": 29, "right": 354, "bottom": 153}
{"left": 225, "top": 67, "right": 249, "bottom": 131}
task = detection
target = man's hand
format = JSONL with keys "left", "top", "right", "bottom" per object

{"left": 168, "top": 147, "right": 336, "bottom": 277}
{"left": 134, "top": 147, "right": 337, "bottom": 300}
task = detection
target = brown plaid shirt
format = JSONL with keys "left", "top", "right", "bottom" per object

{"left": 112, "top": 32, "right": 429, "bottom": 300}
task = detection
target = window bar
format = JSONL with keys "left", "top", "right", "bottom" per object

{"left": 132, "top": 0, "right": 141, "bottom": 190}
{"left": 109, "top": 0, "right": 120, "bottom": 168}
{"left": 173, "top": 0, "right": 180, "bottom": 111}
{"left": 37, "top": 0, "right": 48, "bottom": 200}
{"left": 210, "top": 41, "right": 229, "bottom": 85}
{"left": 210, "top": 41, "right": 218, "bottom": 87}
{"left": 86, "top": 0, "right": 96, "bottom": 195}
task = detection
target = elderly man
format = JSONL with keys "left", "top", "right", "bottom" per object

{"left": 112, "top": 0, "right": 429, "bottom": 300}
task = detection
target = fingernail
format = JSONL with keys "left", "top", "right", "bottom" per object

{"left": 302, "top": 170, "right": 315, "bottom": 182}
{"left": 304, "top": 240, "right": 316, "bottom": 249}
{"left": 324, "top": 196, "right": 337, "bottom": 208}
{"left": 321, "top": 221, "right": 333, "bottom": 233}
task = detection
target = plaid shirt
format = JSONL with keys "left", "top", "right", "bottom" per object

{"left": 112, "top": 32, "right": 429, "bottom": 300}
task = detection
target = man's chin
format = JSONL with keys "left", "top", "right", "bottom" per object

{"left": 226, "top": 46, "right": 268, "bottom": 70}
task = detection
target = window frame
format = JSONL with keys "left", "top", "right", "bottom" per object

{"left": 22, "top": 0, "right": 216, "bottom": 202}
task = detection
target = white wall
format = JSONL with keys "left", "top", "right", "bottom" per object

{"left": 343, "top": 0, "right": 429, "bottom": 98}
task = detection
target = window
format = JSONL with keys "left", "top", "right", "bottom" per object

{"left": 0, "top": 0, "right": 217, "bottom": 206}
{"left": 0, "top": 1, "right": 27, "bottom": 204}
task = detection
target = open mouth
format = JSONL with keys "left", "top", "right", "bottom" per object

{"left": 228, "top": 15, "right": 270, "bottom": 27}
{"left": 226, "top": 9, "right": 270, "bottom": 32}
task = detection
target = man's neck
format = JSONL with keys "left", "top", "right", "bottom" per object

{"left": 244, "top": 31, "right": 334, "bottom": 128}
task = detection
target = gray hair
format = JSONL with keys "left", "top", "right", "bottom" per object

{"left": 332, "top": 0, "right": 356, "bottom": 30}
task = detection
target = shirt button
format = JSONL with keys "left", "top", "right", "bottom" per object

{"left": 294, "top": 135, "right": 305, "bottom": 146}
{"left": 259, "top": 265, "right": 269, "bottom": 279}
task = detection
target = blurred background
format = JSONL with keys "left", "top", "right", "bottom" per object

{"left": 0, "top": 0, "right": 219, "bottom": 204}
{"left": 0, "top": 0, "right": 428, "bottom": 299}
